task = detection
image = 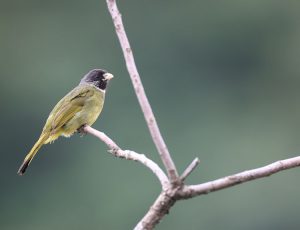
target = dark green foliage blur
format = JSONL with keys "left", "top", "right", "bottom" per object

{"left": 1, "top": 0, "right": 300, "bottom": 229}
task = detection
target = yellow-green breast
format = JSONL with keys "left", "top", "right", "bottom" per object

{"left": 42, "top": 84, "right": 105, "bottom": 142}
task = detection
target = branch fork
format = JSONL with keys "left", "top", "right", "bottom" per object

{"left": 84, "top": 124, "right": 300, "bottom": 230}
{"left": 79, "top": 1, "right": 300, "bottom": 229}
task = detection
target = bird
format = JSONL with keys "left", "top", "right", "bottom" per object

{"left": 17, "top": 69, "right": 114, "bottom": 175}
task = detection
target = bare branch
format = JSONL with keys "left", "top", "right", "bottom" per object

{"left": 105, "top": 0, "right": 179, "bottom": 182}
{"left": 180, "top": 158, "right": 200, "bottom": 181}
{"left": 178, "top": 156, "right": 300, "bottom": 198}
{"left": 103, "top": 1, "right": 300, "bottom": 229}
{"left": 134, "top": 156, "right": 300, "bottom": 229}
{"left": 83, "top": 125, "right": 169, "bottom": 189}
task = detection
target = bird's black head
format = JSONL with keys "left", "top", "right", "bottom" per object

{"left": 80, "top": 69, "right": 114, "bottom": 90}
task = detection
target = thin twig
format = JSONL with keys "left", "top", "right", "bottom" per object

{"left": 178, "top": 156, "right": 300, "bottom": 198}
{"left": 105, "top": 0, "right": 179, "bottom": 182}
{"left": 83, "top": 126, "right": 169, "bottom": 189}
{"left": 180, "top": 158, "right": 200, "bottom": 181}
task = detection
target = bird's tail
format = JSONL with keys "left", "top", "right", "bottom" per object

{"left": 17, "top": 133, "right": 48, "bottom": 175}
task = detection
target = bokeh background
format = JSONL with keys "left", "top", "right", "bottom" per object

{"left": 1, "top": 0, "right": 300, "bottom": 229}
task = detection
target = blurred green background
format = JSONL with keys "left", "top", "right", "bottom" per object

{"left": 1, "top": 0, "right": 300, "bottom": 229}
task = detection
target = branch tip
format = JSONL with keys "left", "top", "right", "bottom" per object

{"left": 180, "top": 157, "right": 200, "bottom": 181}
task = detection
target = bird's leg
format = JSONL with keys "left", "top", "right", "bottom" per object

{"left": 77, "top": 124, "right": 88, "bottom": 136}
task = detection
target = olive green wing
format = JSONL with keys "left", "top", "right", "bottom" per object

{"left": 43, "top": 85, "right": 94, "bottom": 133}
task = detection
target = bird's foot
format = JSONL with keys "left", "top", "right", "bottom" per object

{"left": 77, "top": 125, "right": 88, "bottom": 137}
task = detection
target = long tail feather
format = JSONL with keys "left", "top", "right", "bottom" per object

{"left": 17, "top": 133, "right": 48, "bottom": 175}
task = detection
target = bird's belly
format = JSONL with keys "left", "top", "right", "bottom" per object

{"left": 62, "top": 95, "right": 104, "bottom": 137}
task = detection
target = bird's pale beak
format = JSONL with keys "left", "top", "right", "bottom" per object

{"left": 103, "top": 73, "right": 114, "bottom": 81}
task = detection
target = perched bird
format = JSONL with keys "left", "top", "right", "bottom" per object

{"left": 17, "top": 69, "right": 114, "bottom": 175}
